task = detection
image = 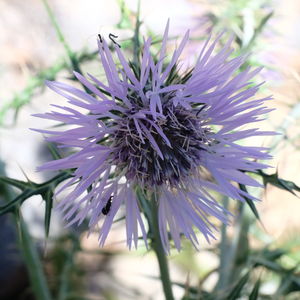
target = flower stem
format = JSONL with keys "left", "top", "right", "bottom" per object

{"left": 18, "top": 216, "right": 52, "bottom": 300}
{"left": 41, "top": 0, "right": 89, "bottom": 93}
{"left": 150, "top": 196, "right": 174, "bottom": 300}
{"left": 132, "top": 0, "right": 141, "bottom": 66}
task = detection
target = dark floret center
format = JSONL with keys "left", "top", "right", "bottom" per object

{"left": 111, "top": 103, "right": 208, "bottom": 187}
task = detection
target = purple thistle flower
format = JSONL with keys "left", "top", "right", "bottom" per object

{"left": 34, "top": 21, "right": 274, "bottom": 253}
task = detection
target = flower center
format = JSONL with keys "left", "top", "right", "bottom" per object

{"left": 111, "top": 104, "right": 209, "bottom": 187}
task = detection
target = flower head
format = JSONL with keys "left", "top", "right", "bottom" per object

{"left": 34, "top": 21, "right": 273, "bottom": 252}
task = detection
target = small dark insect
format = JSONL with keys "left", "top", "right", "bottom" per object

{"left": 98, "top": 33, "right": 121, "bottom": 48}
{"left": 102, "top": 196, "right": 113, "bottom": 215}
{"left": 196, "top": 105, "right": 206, "bottom": 117}
{"left": 109, "top": 33, "right": 121, "bottom": 48}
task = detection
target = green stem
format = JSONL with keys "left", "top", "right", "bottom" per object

{"left": 41, "top": 0, "right": 76, "bottom": 65}
{"left": 215, "top": 196, "right": 229, "bottom": 292}
{"left": 150, "top": 195, "right": 174, "bottom": 300}
{"left": 41, "top": 0, "right": 90, "bottom": 93}
{"left": 18, "top": 216, "right": 52, "bottom": 300}
{"left": 57, "top": 240, "right": 75, "bottom": 300}
{"left": 132, "top": 0, "right": 141, "bottom": 66}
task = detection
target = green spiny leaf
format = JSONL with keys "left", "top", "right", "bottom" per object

{"left": 43, "top": 189, "right": 53, "bottom": 238}
{"left": 278, "top": 178, "right": 300, "bottom": 196}
{"left": 239, "top": 184, "right": 260, "bottom": 220}
{"left": 258, "top": 170, "right": 300, "bottom": 197}
{"left": 249, "top": 278, "right": 261, "bottom": 300}
{"left": 0, "top": 172, "right": 71, "bottom": 215}
{"left": 261, "top": 248, "right": 286, "bottom": 261}
{"left": 0, "top": 189, "right": 33, "bottom": 215}
{"left": 227, "top": 271, "right": 250, "bottom": 300}
{"left": 0, "top": 176, "right": 35, "bottom": 191}
{"left": 275, "top": 265, "right": 300, "bottom": 295}
{"left": 251, "top": 256, "right": 286, "bottom": 273}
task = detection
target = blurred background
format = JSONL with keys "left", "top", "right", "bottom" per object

{"left": 0, "top": 0, "right": 300, "bottom": 299}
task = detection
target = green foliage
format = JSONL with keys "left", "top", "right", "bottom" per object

{"left": 249, "top": 277, "right": 261, "bottom": 300}
{"left": 19, "top": 216, "right": 52, "bottom": 300}
{"left": 258, "top": 170, "right": 300, "bottom": 196}
{"left": 0, "top": 172, "right": 71, "bottom": 236}
{"left": 239, "top": 183, "right": 261, "bottom": 220}
{"left": 0, "top": 163, "right": 52, "bottom": 300}
{"left": 47, "top": 234, "right": 84, "bottom": 300}
{"left": 0, "top": 50, "right": 97, "bottom": 126}
{"left": 227, "top": 271, "right": 250, "bottom": 300}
